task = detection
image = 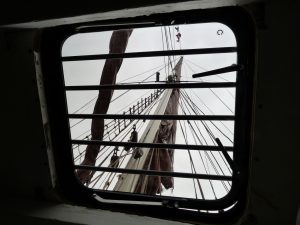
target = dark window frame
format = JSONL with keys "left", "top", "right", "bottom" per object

{"left": 39, "top": 6, "right": 255, "bottom": 224}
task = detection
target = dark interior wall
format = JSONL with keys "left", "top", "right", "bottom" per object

{"left": 0, "top": 1, "right": 299, "bottom": 224}
{"left": 0, "top": 30, "right": 51, "bottom": 199}
{"left": 247, "top": 1, "right": 300, "bottom": 224}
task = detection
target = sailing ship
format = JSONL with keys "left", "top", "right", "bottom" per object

{"left": 69, "top": 25, "right": 235, "bottom": 200}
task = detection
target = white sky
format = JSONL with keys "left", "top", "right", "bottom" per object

{"left": 62, "top": 22, "right": 237, "bottom": 200}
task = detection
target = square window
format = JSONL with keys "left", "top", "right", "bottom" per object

{"left": 39, "top": 6, "right": 255, "bottom": 223}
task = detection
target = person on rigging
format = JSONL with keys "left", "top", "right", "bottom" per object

{"left": 176, "top": 33, "right": 181, "bottom": 42}
{"left": 175, "top": 26, "right": 181, "bottom": 42}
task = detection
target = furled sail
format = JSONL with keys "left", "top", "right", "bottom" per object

{"left": 77, "top": 29, "right": 133, "bottom": 183}
{"left": 134, "top": 57, "right": 183, "bottom": 194}
{"left": 111, "top": 57, "right": 183, "bottom": 194}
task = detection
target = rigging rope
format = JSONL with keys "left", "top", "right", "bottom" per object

{"left": 181, "top": 89, "right": 234, "bottom": 144}
{"left": 73, "top": 89, "right": 164, "bottom": 157}
{"left": 184, "top": 58, "right": 236, "bottom": 101}
{"left": 178, "top": 119, "right": 205, "bottom": 199}
{"left": 94, "top": 118, "right": 147, "bottom": 189}
{"left": 89, "top": 115, "right": 146, "bottom": 188}
{"left": 179, "top": 91, "right": 232, "bottom": 190}
{"left": 184, "top": 61, "right": 234, "bottom": 114}
{"left": 187, "top": 88, "right": 234, "bottom": 135}
{"left": 70, "top": 57, "right": 178, "bottom": 129}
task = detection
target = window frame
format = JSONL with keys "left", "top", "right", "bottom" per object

{"left": 39, "top": 6, "right": 255, "bottom": 224}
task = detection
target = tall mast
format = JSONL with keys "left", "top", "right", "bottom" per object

{"left": 114, "top": 57, "right": 183, "bottom": 194}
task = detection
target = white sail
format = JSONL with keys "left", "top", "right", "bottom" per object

{"left": 114, "top": 57, "right": 183, "bottom": 194}
{"left": 114, "top": 89, "right": 173, "bottom": 192}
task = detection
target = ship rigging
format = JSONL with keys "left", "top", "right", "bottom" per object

{"left": 65, "top": 24, "right": 236, "bottom": 201}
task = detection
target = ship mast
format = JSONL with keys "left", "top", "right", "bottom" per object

{"left": 114, "top": 57, "right": 183, "bottom": 194}
{"left": 76, "top": 29, "right": 133, "bottom": 183}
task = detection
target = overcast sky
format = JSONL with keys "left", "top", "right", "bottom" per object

{"left": 62, "top": 22, "right": 237, "bottom": 200}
